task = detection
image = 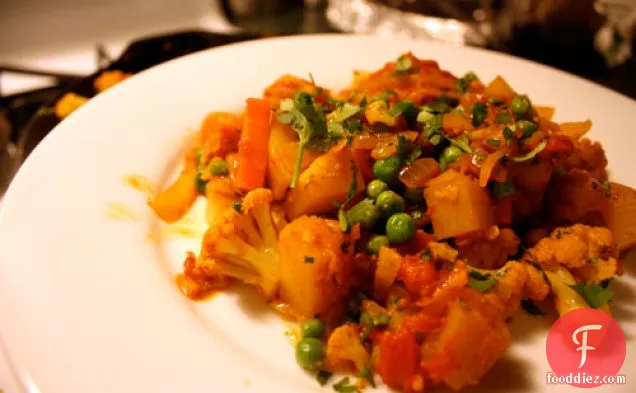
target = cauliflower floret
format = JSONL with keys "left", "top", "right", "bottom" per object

{"left": 524, "top": 224, "right": 619, "bottom": 282}
{"left": 471, "top": 261, "right": 550, "bottom": 316}
{"left": 523, "top": 225, "right": 619, "bottom": 315}
{"left": 197, "top": 188, "right": 283, "bottom": 299}
{"left": 456, "top": 228, "right": 520, "bottom": 269}
{"left": 324, "top": 324, "right": 370, "bottom": 372}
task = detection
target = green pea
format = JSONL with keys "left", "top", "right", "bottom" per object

{"left": 366, "top": 235, "right": 390, "bottom": 255}
{"left": 386, "top": 213, "right": 416, "bottom": 244}
{"left": 439, "top": 145, "right": 463, "bottom": 169}
{"left": 295, "top": 338, "right": 325, "bottom": 371}
{"left": 208, "top": 159, "right": 229, "bottom": 176}
{"left": 511, "top": 95, "right": 532, "bottom": 119}
{"left": 516, "top": 120, "right": 538, "bottom": 138}
{"left": 403, "top": 187, "right": 423, "bottom": 204}
{"left": 373, "top": 156, "right": 401, "bottom": 183}
{"left": 375, "top": 190, "right": 405, "bottom": 216}
{"left": 367, "top": 179, "right": 389, "bottom": 199}
{"left": 301, "top": 319, "right": 325, "bottom": 339}
{"left": 347, "top": 199, "right": 380, "bottom": 229}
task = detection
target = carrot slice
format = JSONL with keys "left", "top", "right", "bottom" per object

{"left": 236, "top": 98, "right": 272, "bottom": 191}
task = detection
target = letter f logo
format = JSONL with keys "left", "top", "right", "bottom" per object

{"left": 572, "top": 324, "right": 602, "bottom": 368}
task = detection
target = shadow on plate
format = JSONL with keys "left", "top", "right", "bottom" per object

{"left": 506, "top": 309, "right": 555, "bottom": 345}
{"left": 223, "top": 283, "right": 281, "bottom": 322}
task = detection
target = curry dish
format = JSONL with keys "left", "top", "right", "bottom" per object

{"left": 149, "top": 53, "right": 636, "bottom": 392}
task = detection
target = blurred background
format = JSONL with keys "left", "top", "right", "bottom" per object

{"left": 2, "top": 0, "right": 636, "bottom": 196}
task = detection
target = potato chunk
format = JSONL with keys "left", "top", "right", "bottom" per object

{"left": 278, "top": 216, "right": 353, "bottom": 318}
{"left": 284, "top": 147, "right": 365, "bottom": 219}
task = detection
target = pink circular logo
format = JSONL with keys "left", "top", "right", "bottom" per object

{"left": 546, "top": 308, "right": 626, "bottom": 388}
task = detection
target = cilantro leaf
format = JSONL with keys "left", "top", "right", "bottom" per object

{"left": 331, "top": 102, "right": 361, "bottom": 122}
{"left": 489, "top": 179, "right": 515, "bottom": 199}
{"left": 279, "top": 92, "right": 332, "bottom": 188}
{"left": 357, "top": 358, "right": 376, "bottom": 388}
{"left": 486, "top": 138, "right": 502, "bottom": 148}
{"left": 389, "top": 100, "right": 417, "bottom": 118}
{"left": 467, "top": 278, "right": 497, "bottom": 292}
{"left": 333, "top": 377, "right": 358, "bottom": 393}
{"left": 509, "top": 140, "right": 547, "bottom": 162}
{"left": 468, "top": 269, "right": 490, "bottom": 280}
{"left": 394, "top": 55, "right": 417, "bottom": 76}
{"left": 317, "top": 370, "right": 332, "bottom": 386}
{"left": 472, "top": 102, "right": 488, "bottom": 127}
{"left": 455, "top": 71, "right": 478, "bottom": 93}
{"left": 495, "top": 112, "right": 512, "bottom": 124}
{"left": 304, "top": 256, "right": 315, "bottom": 264}
{"left": 570, "top": 282, "right": 614, "bottom": 308}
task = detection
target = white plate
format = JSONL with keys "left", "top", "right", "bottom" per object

{"left": 0, "top": 35, "right": 635, "bottom": 393}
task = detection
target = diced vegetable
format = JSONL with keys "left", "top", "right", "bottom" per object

{"left": 376, "top": 330, "right": 419, "bottom": 392}
{"left": 374, "top": 246, "right": 402, "bottom": 298}
{"left": 267, "top": 120, "right": 320, "bottom": 200}
{"left": 284, "top": 147, "right": 365, "bottom": 219}
{"left": 149, "top": 149, "right": 199, "bottom": 223}
{"left": 558, "top": 120, "right": 592, "bottom": 140}
{"left": 198, "top": 112, "right": 242, "bottom": 158}
{"left": 399, "top": 158, "right": 441, "bottom": 188}
{"left": 534, "top": 105, "right": 555, "bottom": 120}
{"left": 279, "top": 217, "right": 353, "bottom": 317}
{"left": 424, "top": 170, "right": 494, "bottom": 239}
{"left": 236, "top": 98, "right": 272, "bottom": 191}
{"left": 484, "top": 76, "right": 515, "bottom": 101}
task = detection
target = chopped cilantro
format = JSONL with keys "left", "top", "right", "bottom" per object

{"left": 394, "top": 55, "right": 416, "bottom": 76}
{"left": 472, "top": 102, "right": 488, "bottom": 126}
{"left": 357, "top": 358, "right": 376, "bottom": 388}
{"left": 338, "top": 208, "right": 350, "bottom": 233}
{"left": 448, "top": 135, "right": 473, "bottom": 154}
{"left": 588, "top": 256, "right": 601, "bottom": 264}
{"left": 510, "top": 140, "right": 548, "bottom": 162}
{"left": 331, "top": 102, "right": 361, "bottom": 122}
{"left": 317, "top": 370, "right": 333, "bottom": 386}
{"left": 374, "top": 89, "right": 395, "bottom": 103}
{"left": 420, "top": 249, "right": 432, "bottom": 261}
{"left": 486, "top": 138, "right": 502, "bottom": 148}
{"left": 602, "top": 180, "right": 612, "bottom": 198}
{"left": 503, "top": 126, "right": 515, "bottom": 142}
{"left": 467, "top": 278, "right": 497, "bottom": 292}
{"left": 304, "top": 256, "right": 315, "bottom": 264}
{"left": 278, "top": 92, "right": 331, "bottom": 188}
{"left": 455, "top": 71, "right": 478, "bottom": 93}
{"left": 490, "top": 180, "right": 515, "bottom": 198}
{"left": 374, "top": 313, "right": 390, "bottom": 327}
{"left": 556, "top": 230, "right": 563, "bottom": 239}
{"left": 333, "top": 377, "right": 358, "bottom": 393}
{"left": 468, "top": 269, "right": 490, "bottom": 280}
{"left": 459, "top": 299, "right": 471, "bottom": 310}
{"left": 490, "top": 97, "right": 504, "bottom": 106}
{"left": 570, "top": 282, "right": 614, "bottom": 309}
{"left": 389, "top": 100, "right": 417, "bottom": 118}
{"left": 495, "top": 112, "right": 512, "bottom": 124}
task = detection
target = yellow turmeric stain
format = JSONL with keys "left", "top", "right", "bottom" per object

{"left": 161, "top": 217, "right": 205, "bottom": 239}
{"left": 106, "top": 202, "right": 138, "bottom": 221}
{"left": 123, "top": 174, "right": 154, "bottom": 197}
{"left": 244, "top": 378, "right": 252, "bottom": 387}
